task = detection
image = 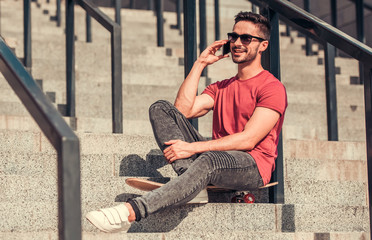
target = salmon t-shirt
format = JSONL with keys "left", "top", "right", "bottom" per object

{"left": 201, "top": 70, "right": 287, "bottom": 185}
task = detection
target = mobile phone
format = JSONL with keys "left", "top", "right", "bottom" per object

{"left": 222, "top": 41, "right": 230, "bottom": 55}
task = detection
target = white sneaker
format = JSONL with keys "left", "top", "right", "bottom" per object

{"left": 188, "top": 189, "right": 209, "bottom": 204}
{"left": 86, "top": 204, "right": 131, "bottom": 233}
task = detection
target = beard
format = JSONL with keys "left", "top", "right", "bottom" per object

{"left": 231, "top": 45, "right": 259, "bottom": 64}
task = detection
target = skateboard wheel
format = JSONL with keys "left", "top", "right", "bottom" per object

{"left": 231, "top": 195, "right": 245, "bottom": 203}
{"left": 243, "top": 193, "right": 255, "bottom": 203}
{"left": 231, "top": 193, "right": 245, "bottom": 203}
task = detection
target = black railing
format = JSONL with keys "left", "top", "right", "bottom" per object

{"left": 156, "top": 0, "right": 164, "bottom": 47}
{"left": 66, "top": 0, "right": 123, "bottom": 133}
{"left": 250, "top": 0, "right": 372, "bottom": 236}
{"left": 0, "top": 37, "right": 81, "bottom": 240}
{"left": 183, "top": 0, "right": 198, "bottom": 130}
{"left": 56, "top": 0, "right": 61, "bottom": 26}
{"left": 199, "top": 0, "right": 208, "bottom": 79}
{"left": 214, "top": 0, "right": 220, "bottom": 41}
{"left": 170, "top": 0, "right": 182, "bottom": 35}
{"left": 23, "top": 0, "right": 31, "bottom": 70}
{"left": 260, "top": 8, "right": 284, "bottom": 203}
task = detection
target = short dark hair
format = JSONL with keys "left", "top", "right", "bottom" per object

{"left": 234, "top": 11, "right": 271, "bottom": 40}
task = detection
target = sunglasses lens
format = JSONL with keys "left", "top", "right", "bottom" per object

{"left": 228, "top": 33, "right": 252, "bottom": 44}
{"left": 240, "top": 35, "right": 252, "bottom": 44}
{"left": 228, "top": 33, "right": 238, "bottom": 42}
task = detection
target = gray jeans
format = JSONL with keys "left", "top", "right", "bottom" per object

{"left": 130, "top": 100, "right": 263, "bottom": 220}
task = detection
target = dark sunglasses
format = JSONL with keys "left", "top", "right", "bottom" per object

{"left": 227, "top": 32, "right": 266, "bottom": 44}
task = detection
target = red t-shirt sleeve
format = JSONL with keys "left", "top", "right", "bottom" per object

{"left": 202, "top": 82, "right": 218, "bottom": 100}
{"left": 256, "top": 81, "right": 287, "bottom": 116}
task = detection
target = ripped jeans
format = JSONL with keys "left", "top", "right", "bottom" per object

{"left": 129, "top": 100, "right": 263, "bottom": 221}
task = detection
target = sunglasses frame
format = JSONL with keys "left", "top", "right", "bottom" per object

{"left": 227, "top": 32, "right": 266, "bottom": 44}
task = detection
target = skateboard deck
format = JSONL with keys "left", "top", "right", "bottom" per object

{"left": 125, "top": 178, "right": 278, "bottom": 203}
{"left": 126, "top": 177, "right": 277, "bottom": 191}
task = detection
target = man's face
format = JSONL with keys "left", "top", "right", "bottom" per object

{"left": 230, "top": 21, "right": 264, "bottom": 64}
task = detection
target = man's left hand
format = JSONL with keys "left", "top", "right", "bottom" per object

{"left": 163, "top": 140, "right": 195, "bottom": 163}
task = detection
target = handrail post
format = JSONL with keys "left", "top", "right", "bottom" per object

{"left": 324, "top": 43, "right": 338, "bottom": 141}
{"left": 262, "top": 8, "right": 284, "bottom": 204}
{"left": 115, "top": 0, "right": 121, "bottom": 25}
{"left": 176, "top": 0, "right": 182, "bottom": 35}
{"left": 58, "top": 138, "right": 82, "bottom": 240}
{"left": 331, "top": 0, "right": 337, "bottom": 28}
{"left": 148, "top": 0, "right": 154, "bottom": 10}
{"left": 356, "top": 0, "right": 365, "bottom": 84}
{"left": 156, "top": 0, "right": 164, "bottom": 47}
{"left": 111, "top": 25, "right": 123, "bottom": 133}
{"left": 214, "top": 0, "right": 220, "bottom": 41}
{"left": 56, "top": 0, "right": 61, "bottom": 27}
{"left": 364, "top": 64, "right": 372, "bottom": 240}
{"left": 284, "top": 0, "right": 291, "bottom": 37}
{"left": 86, "top": 13, "right": 92, "bottom": 42}
{"left": 303, "top": 0, "right": 313, "bottom": 56}
{"left": 199, "top": 0, "right": 208, "bottom": 78}
{"left": 23, "top": 0, "right": 31, "bottom": 71}
{"left": 75, "top": 0, "right": 123, "bottom": 133}
{"left": 330, "top": 0, "right": 337, "bottom": 56}
{"left": 66, "top": 0, "right": 75, "bottom": 117}
{"left": 184, "top": 0, "right": 198, "bottom": 130}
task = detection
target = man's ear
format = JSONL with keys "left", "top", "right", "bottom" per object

{"left": 259, "top": 40, "right": 269, "bottom": 53}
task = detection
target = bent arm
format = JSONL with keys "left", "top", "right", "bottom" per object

{"left": 163, "top": 107, "right": 280, "bottom": 162}
{"left": 174, "top": 40, "right": 228, "bottom": 118}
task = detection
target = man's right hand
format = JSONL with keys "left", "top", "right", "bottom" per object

{"left": 197, "top": 40, "right": 230, "bottom": 67}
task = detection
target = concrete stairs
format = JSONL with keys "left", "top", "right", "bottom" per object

{"left": 0, "top": 0, "right": 369, "bottom": 239}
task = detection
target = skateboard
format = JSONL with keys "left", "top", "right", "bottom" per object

{"left": 125, "top": 177, "right": 278, "bottom": 204}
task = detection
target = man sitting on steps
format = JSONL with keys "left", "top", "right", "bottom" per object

{"left": 86, "top": 11, "right": 287, "bottom": 233}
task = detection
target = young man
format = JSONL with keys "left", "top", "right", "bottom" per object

{"left": 86, "top": 11, "right": 287, "bottom": 233}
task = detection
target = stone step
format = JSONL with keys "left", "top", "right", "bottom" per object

{"left": 284, "top": 179, "right": 366, "bottom": 206}
{"left": 0, "top": 93, "right": 365, "bottom": 123}
{"left": 0, "top": 231, "right": 369, "bottom": 240}
{"left": 1, "top": 166, "right": 366, "bottom": 208}
{"left": 28, "top": 68, "right": 185, "bottom": 87}
{"left": 0, "top": 96, "right": 364, "bottom": 141}
{"left": 0, "top": 113, "right": 116, "bottom": 133}
{"left": 0, "top": 127, "right": 366, "bottom": 157}
{"left": 2, "top": 143, "right": 366, "bottom": 205}
{"left": 0, "top": 130, "right": 158, "bottom": 154}
{"left": 1, "top": 200, "right": 281, "bottom": 233}
{"left": 0, "top": 199, "right": 368, "bottom": 233}
{"left": 0, "top": 150, "right": 173, "bottom": 179}
{"left": 2, "top": 138, "right": 367, "bottom": 175}
{"left": 283, "top": 125, "right": 366, "bottom": 142}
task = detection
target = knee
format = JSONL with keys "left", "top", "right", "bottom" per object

{"left": 149, "top": 100, "right": 173, "bottom": 116}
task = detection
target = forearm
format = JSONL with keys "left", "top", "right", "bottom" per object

{"left": 191, "top": 132, "right": 255, "bottom": 154}
{"left": 174, "top": 60, "right": 206, "bottom": 115}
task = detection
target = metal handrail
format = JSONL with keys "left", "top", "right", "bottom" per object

{"left": 23, "top": 0, "right": 31, "bottom": 70}
{"left": 251, "top": 0, "right": 372, "bottom": 61}
{"left": 66, "top": 0, "right": 123, "bottom": 133}
{"left": 0, "top": 37, "right": 81, "bottom": 240}
{"left": 349, "top": 0, "right": 372, "bottom": 11}
{"left": 250, "top": 0, "right": 372, "bottom": 237}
